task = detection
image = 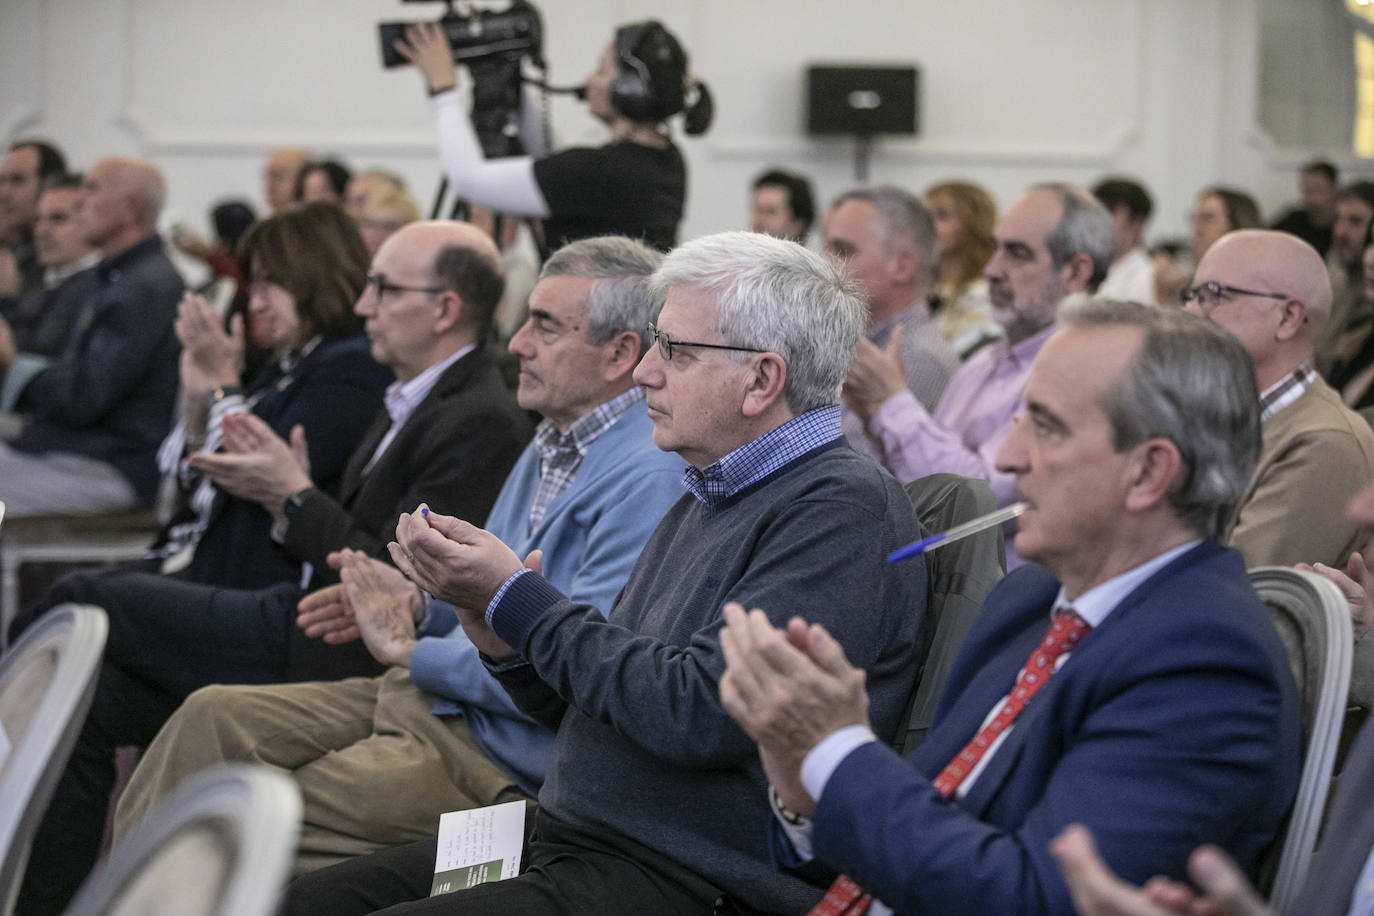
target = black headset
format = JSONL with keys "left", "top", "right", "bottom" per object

{"left": 608, "top": 21, "right": 713, "bottom": 135}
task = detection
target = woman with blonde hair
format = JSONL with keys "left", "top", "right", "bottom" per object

{"left": 925, "top": 180, "right": 1002, "bottom": 358}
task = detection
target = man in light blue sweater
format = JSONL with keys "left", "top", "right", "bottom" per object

{"left": 113, "top": 236, "right": 685, "bottom": 872}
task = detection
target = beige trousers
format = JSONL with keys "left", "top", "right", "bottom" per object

{"left": 114, "top": 667, "right": 525, "bottom": 874}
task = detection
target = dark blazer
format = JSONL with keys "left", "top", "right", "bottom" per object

{"left": 1291, "top": 715, "right": 1374, "bottom": 914}
{"left": 173, "top": 334, "right": 393, "bottom": 590}
{"left": 789, "top": 540, "right": 1302, "bottom": 916}
{"left": 282, "top": 346, "right": 532, "bottom": 583}
{"left": 0, "top": 264, "right": 98, "bottom": 358}
{"left": 12, "top": 235, "right": 184, "bottom": 503}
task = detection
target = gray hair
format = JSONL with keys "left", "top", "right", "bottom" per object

{"left": 831, "top": 186, "right": 937, "bottom": 287}
{"left": 651, "top": 231, "right": 866, "bottom": 414}
{"left": 1031, "top": 182, "right": 1117, "bottom": 293}
{"left": 1059, "top": 298, "right": 1261, "bottom": 538}
{"left": 540, "top": 237, "right": 665, "bottom": 357}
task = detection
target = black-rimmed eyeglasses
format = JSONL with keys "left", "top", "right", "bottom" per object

{"left": 365, "top": 273, "right": 446, "bottom": 299}
{"left": 645, "top": 323, "right": 765, "bottom": 362}
{"left": 1181, "top": 281, "right": 1290, "bottom": 311}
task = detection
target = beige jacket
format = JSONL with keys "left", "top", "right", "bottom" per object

{"left": 1226, "top": 376, "right": 1374, "bottom": 569}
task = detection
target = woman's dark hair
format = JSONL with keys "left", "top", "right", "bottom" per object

{"left": 611, "top": 20, "right": 712, "bottom": 135}
{"left": 212, "top": 200, "right": 257, "bottom": 252}
{"left": 1200, "top": 186, "right": 1261, "bottom": 232}
{"left": 237, "top": 202, "right": 368, "bottom": 345}
{"left": 294, "top": 159, "right": 352, "bottom": 203}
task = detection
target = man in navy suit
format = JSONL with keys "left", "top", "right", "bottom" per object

{"left": 720, "top": 299, "right": 1302, "bottom": 915}
{"left": 1051, "top": 481, "right": 1374, "bottom": 916}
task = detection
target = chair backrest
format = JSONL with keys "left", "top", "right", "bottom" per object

{"left": 1248, "top": 566, "right": 1352, "bottom": 915}
{"left": 894, "top": 473, "right": 1006, "bottom": 755}
{"left": 0, "top": 603, "right": 107, "bottom": 916}
{"left": 64, "top": 764, "right": 301, "bottom": 916}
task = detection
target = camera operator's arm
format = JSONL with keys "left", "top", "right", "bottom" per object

{"left": 397, "top": 23, "right": 550, "bottom": 218}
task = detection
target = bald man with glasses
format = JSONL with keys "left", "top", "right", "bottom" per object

{"left": 1184, "top": 228, "right": 1374, "bottom": 571}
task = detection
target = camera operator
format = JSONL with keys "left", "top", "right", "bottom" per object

{"left": 396, "top": 19, "right": 710, "bottom": 252}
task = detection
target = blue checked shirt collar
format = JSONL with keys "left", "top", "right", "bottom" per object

{"left": 682, "top": 405, "right": 842, "bottom": 507}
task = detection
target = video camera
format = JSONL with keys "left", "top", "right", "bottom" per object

{"left": 378, "top": 0, "right": 547, "bottom": 158}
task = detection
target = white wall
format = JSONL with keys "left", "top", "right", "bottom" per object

{"left": 2, "top": 0, "right": 1367, "bottom": 277}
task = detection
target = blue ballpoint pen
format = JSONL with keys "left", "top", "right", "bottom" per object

{"left": 887, "top": 502, "right": 1027, "bottom": 563}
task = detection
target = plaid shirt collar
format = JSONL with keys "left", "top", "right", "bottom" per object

{"left": 383, "top": 345, "right": 473, "bottom": 429}
{"left": 533, "top": 387, "right": 645, "bottom": 460}
{"left": 1258, "top": 362, "right": 1316, "bottom": 422}
{"left": 683, "top": 405, "right": 842, "bottom": 508}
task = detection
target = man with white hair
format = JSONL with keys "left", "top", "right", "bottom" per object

{"left": 0, "top": 155, "right": 183, "bottom": 515}
{"left": 282, "top": 231, "right": 928, "bottom": 916}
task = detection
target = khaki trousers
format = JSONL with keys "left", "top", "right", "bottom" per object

{"left": 114, "top": 667, "right": 525, "bottom": 874}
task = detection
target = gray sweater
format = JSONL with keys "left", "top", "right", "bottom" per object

{"left": 491, "top": 440, "right": 927, "bottom": 914}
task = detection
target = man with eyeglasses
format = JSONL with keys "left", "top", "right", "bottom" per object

{"left": 1183, "top": 228, "right": 1374, "bottom": 571}
{"left": 9, "top": 219, "right": 532, "bottom": 916}
{"left": 0, "top": 174, "right": 99, "bottom": 361}
{"left": 111, "top": 235, "right": 687, "bottom": 881}
{"left": 281, "top": 231, "right": 927, "bottom": 916}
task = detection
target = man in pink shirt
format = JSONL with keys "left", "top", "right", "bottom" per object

{"left": 844, "top": 183, "right": 1115, "bottom": 564}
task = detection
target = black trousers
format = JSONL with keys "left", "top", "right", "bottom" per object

{"left": 280, "top": 809, "right": 761, "bottom": 916}
{"left": 12, "top": 567, "right": 383, "bottom": 916}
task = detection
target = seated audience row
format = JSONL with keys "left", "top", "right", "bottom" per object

{"left": 8, "top": 218, "right": 532, "bottom": 914}
{"left": 116, "top": 235, "right": 687, "bottom": 874}
{"left": 79, "top": 228, "right": 1307, "bottom": 916}
{"left": 4, "top": 124, "right": 1374, "bottom": 916}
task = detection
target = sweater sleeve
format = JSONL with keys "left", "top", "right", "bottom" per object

{"left": 489, "top": 490, "right": 922, "bottom": 768}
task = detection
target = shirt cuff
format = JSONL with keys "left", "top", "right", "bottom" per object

{"left": 870, "top": 388, "right": 924, "bottom": 437}
{"left": 485, "top": 567, "right": 531, "bottom": 625}
{"left": 800, "top": 724, "right": 879, "bottom": 803}
{"left": 775, "top": 808, "right": 816, "bottom": 862}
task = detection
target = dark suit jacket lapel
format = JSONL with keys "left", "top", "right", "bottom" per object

{"left": 338, "top": 349, "right": 485, "bottom": 505}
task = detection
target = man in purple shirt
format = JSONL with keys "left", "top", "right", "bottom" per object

{"left": 844, "top": 183, "right": 1115, "bottom": 563}
{"left": 826, "top": 186, "right": 960, "bottom": 464}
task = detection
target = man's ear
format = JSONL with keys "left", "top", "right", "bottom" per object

{"left": 1275, "top": 297, "right": 1309, "bottom": 342}
{"left": 601, "top": 330, "right": 642, "bottom": 383}
{"left": 740, "top": 352, "right": 788, "bottom": 418}
{"left": 1123, "top": 438, "right": 1184, "bottom": 514}
{"left": 889, "top": 243, "right": 918, "bottom": 287}
{"left": 1059, "top": 251, "right": 1096, "bottom": 295}
{"left": 433, "top": 290, "right": 465, "bottom": 335}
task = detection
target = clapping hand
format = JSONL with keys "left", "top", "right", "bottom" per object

{"left": 188, "top": 413, "right": 311, "bottom": 514}
{"left": 718, "top": 603, "right": 871, "bottom": 816}
{"left": 843, "top": 325, "right": 909, "bottom": 422}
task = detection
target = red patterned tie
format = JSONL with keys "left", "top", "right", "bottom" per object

{"left": 806, "top": 609, "right": 1092, "bottom": 916}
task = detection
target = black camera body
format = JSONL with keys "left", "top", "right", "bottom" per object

{"left": 377, "top": 1, "right": 543, "bottom": 70}
{"left": 378, "top": 1, "right": 545, "bottom": 158}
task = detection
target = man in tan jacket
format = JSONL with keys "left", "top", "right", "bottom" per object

{"left": 1185, "top": 228, "right": 1374, "bottom": 571}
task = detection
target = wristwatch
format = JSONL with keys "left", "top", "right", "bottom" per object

{"left": 207, "top": 384, "right": 242, "bottom": 405}
{"left": 282, "top": 487, "right": 315, "bottom": 520}
{"left": 769, "top": 784, "right": 811, "bottom": 827}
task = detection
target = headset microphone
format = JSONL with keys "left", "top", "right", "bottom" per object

{"left": 525, "top": 78, "right": 586, "bottom": 100}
